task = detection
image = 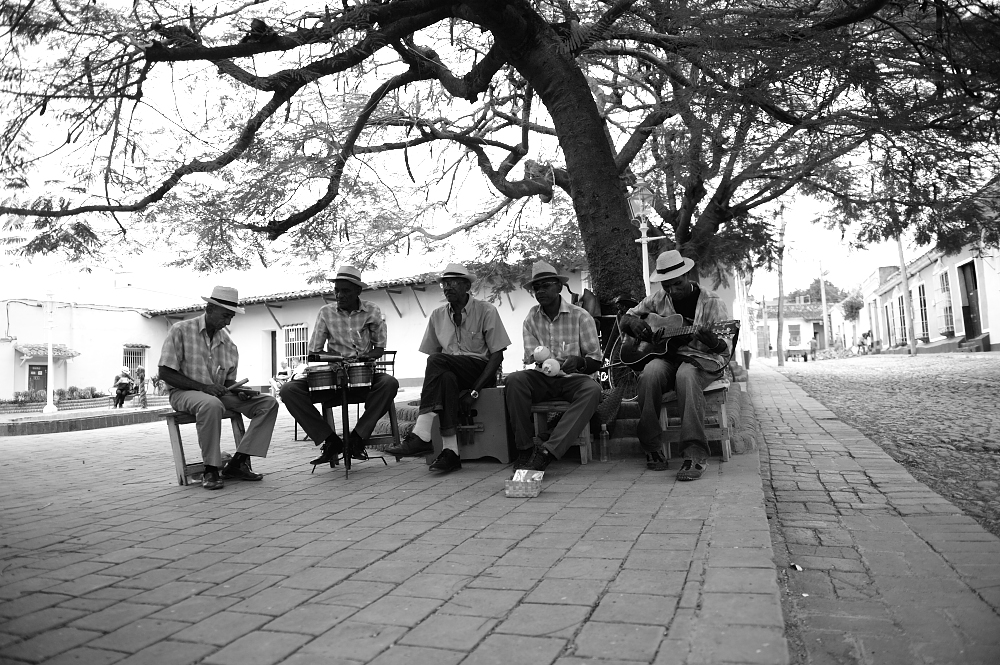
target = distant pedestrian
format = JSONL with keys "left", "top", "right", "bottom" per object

{"left": 808, "top": 335, "right": 818, "bottom": 362}
{"left": 112, "top": 367, "right": 133, "bottom": 408}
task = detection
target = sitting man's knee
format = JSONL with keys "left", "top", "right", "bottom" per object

{"left": 426, "top": 353, "right": 451, "bottom": 372}
{"left": 198, "top": 396, "right": 226, "bottom": 418}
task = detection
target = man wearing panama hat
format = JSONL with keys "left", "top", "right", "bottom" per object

{"left": 385, "top": 262, "right": 511, "bottom": 474}
{"left": 619, "top": 250, "right": 732, "bottom": 480}
{"left": 280, "top": 265, "right": 399, "bottom": 469}
{"left": 158, "top": 286, "right": 279, "bottom": 490}
{"left": 504, "top": 261, "right": 603, "bottom": 472}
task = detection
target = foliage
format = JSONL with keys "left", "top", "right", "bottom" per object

{"left": 841, "top": 292, "right": 864, "bottom": 322}
{"left": 788, "top": 278, "right": 849, "bottom": 304}
{"left": 1, "top": 0, "right": 1000, "bottom": 298}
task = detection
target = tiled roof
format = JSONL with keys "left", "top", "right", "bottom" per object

{"left": 144, "top": 273, "right": 442, "bottom": 317}
{"left": 14, "top": 343, "right": 81, "bottom": 359}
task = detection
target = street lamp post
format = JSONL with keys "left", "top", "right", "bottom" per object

{"left": 628, "top": 181, "right": 666, "bottom": 297}
{"left": 42, "top": 292, "right": 57, "bottom": 414}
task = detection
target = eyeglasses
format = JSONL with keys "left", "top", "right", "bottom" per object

{"left": 531, "top": 280, "right": 560, "bottom": 292}
{"left": 440, "top": 279, "right": 467, "bottom": 289}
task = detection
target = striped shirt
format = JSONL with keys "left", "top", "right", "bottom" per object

{"left": 521, "top": 299, "right": 603, "bottom": 364}
{"left": 158, "top": 313, "right": 239, "bottom": 390}
{"left": 419, "top": 297, "right": 511, "bottom": 358}
{"left": 309, "top": 300, "right": 387, "bottom": 356}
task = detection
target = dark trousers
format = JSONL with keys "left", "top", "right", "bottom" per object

{"left": 504, "top": 370, "right": 602, "bottom": 459}
{"left": 635, "top": 358, "right": 717, "bottom": 460}
{"left": 419, "top": 354, "right": 491, "bottom": 436}
{"left": 280, "top": 373, "right": 399, "bottom": 443}
{"left": 113, "top": 388, "right": 128, "bottom": 408}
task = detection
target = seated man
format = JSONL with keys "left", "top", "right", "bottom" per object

{"left": 280, "top": 265, "right": 399, "bottom": 469}
{"left": 158, "top": 286, "right": 279, "bottom": 490}
{"left": 385, "top": 263, "right": 511, "bottom": 474}
{"left": 619, "top": 250, "right": 732, "bottom": 481}
{"left": 505, "top": 261, "right": 603, "bottom": 471}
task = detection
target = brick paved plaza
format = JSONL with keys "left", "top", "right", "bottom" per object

{"left": 1, "top": 359, "right": 998, "bottom": 664}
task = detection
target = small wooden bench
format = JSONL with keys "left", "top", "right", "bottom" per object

{"left": 531, "top": 400, "right": 590, "bottom": 464}
{"left": 161, "top": 410, "right": 246, "bottom": 485}
{"left": 658, "top": 378, "right": 731, "bottom": 461}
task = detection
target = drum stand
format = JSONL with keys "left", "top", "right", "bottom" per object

{"left": 335, "top": 368, "right": 387, "bottom": 479}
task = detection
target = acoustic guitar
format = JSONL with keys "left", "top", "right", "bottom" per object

{"left": 620, "top": 313, "right": 740, "bottom": 371}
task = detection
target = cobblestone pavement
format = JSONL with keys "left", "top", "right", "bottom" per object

{"left": 0, "top": 407, "right": 785, "bottom": 665}
{"left": 773, "top": 353, "right": 1000, "bottom": 539}
{"left": 751, "top": 361, "right": 1000, "bottom": 664}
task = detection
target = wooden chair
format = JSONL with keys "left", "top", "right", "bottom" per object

{"left": 658, "top": 378, "right": 731, "bottom": 461}
{"left": 161, "top": 410, "right": 245, "bottom": 485}
{"left": 530, "top": 401, "right": 591, "bottom": 464}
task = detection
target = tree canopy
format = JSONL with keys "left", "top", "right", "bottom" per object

{"left": 788, "top": 278, "right": 849, "bottom": 304}
{"left": 2, "top": 0, "right": 1000, "bottom": 300}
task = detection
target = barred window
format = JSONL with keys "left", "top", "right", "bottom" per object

{"left": 918, "top": 285, "right": 929, "bottom": 340}
{"left": 122, "top": 345, "right": 147, "bottom": 374}
{"left": 788, "top": 324, "right": 800, "bottom": 346}
{"left": 897, "top": 296, "right": 907, "bottom": 344}
{"left": 284, "top": 324, "right": 308, "bottom": 367}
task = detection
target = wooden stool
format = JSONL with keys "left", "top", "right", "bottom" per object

{"left": 658, "top": 379, "right": 731, "bottom": 462}
{"left": 161, "top": 410, "right": 246, "bottom": 485}
{"left": 530, "top": 400, "right": 591, "bottom": 464}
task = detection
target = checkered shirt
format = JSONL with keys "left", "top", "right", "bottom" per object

{"left": 521, "top": 298, "right": 603, "bottom": 364}
{"left": 158, "top": 313, "right": 239, "bottom": 390}
{"left": 309, "top": 300, "right": 388, "bottom": 356}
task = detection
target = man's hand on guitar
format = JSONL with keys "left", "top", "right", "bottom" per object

{"left": 631, "top": 319, "right": 654, "bottom": 342}
{"left": 695, "top": 326, "right": 725, "bottom": 352}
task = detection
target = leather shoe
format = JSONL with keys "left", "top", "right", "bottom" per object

{"left": 222, "top": 458, "right": 263, "bottom": 481}
{"left": 310, "top": 435, "right": 343, "bottom": 466}
{"left": 202, "top": 469, "right": 224, "bottom": 490}
{"left": 521, "top": 447, "right": 553, "bottom": 472}
{"left": 347, "top": 433, "right": 369, "bottom": 461}
{"left": 429, "top": 448, "right": 461, "bottom": 473}
{"left": 386, "top": 432, "right": 433, "bottom": 457}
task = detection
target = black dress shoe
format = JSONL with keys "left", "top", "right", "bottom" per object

{"left": 386, "top": 432, "right": 433, "bottom": 457}
{"left": 310, "top": 440, "right": 342, "bottom": 469}
{"left": 429, "top": 448, "right": 461, "bottom": 473}
{"left": 222, "top": 459, "right": 263, "bottom": 481}
{"left": 347, "top": 434, "right": 369, "bottom": 461}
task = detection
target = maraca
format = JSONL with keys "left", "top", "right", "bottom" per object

{"left": 540, "top": 358, "right": 561, "bottom": 376}
{"left": 532, "top": 345, "right": 551, "bottom": 363}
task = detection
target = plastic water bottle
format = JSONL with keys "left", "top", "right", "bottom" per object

{"left": 599, "top": 424, "right": 609, "bottom": 462}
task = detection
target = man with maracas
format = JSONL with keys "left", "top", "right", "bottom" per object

{"left": 504, "top": 261, "right": 604, "bottom": 471}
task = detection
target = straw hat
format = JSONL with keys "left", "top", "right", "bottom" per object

{"left": 201, "top": 286, "right": 245, "bottom": 314}
{"left": 648, "top": 250, "right": 695, "bottom": 283}
{"left": 524, "top": 260, "right": 570, "bottom": 287}
{"left": 327, "top": 265, "right": 367, "bottom": 288}
{"left": 439, "top": 262, "right": 477, "bottom": 282}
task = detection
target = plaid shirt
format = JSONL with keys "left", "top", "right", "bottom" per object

{"left": 626, "top": 286, "right": 732, "bottom": 369}
{"left": 522, "top": 298, "right": 603, "bottom": 364}
{"left": 419, "top": 297, "right": 511, "bottom": 358}
{"left": 158, "top": 314, "right": 239, "bottom": 390}
{"left": 309, "top": 300, "right": 387, "bottom": 356}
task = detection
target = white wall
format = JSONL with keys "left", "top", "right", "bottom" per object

{"left": 0, "top": 300, "right": 163, "bottom": 398}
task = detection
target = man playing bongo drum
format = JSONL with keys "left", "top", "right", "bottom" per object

{"left": 279, "top": 265, "right": 399, "bottom": 469}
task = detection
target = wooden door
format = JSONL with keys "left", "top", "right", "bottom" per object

{"left": 959, "top": 263, "right": 981, "bottom": 338}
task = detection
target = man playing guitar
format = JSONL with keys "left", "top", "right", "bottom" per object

{"left": 619, "top": 250, "right": 733, "bottom": 480}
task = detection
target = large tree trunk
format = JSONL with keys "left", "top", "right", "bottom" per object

{"left": 468, "top": 1, "right": 644, "bottom": 301}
